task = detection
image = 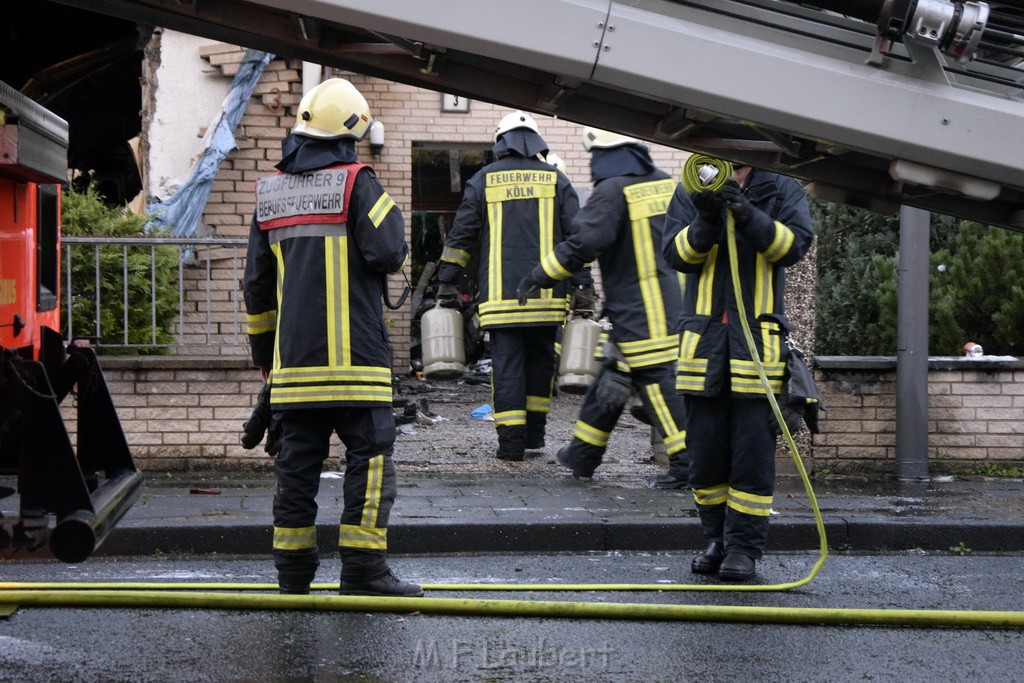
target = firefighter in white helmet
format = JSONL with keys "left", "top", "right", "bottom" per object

{"left": 244, "top": 77, "right": 421, "bottom": 597}
{"left": 518, "top": 126, "right": 688, "bottom": 481}
{"left": 437, "top": 111, "right": 589, "bottom": 460}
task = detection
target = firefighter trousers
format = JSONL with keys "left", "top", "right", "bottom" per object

{"left": 489, "top": 326, "right": 558, "bottom": 458}
{"left": 272, "top": 406, "right": 397, "bottom": 588}
{"left": 687, "top": 393, "right": 776, "bottom": 560}
{"left": 559, "top": 360, "right": 688, "bottom": 478}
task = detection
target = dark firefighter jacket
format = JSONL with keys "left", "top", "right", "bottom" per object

{"left": 244, "top": 141, "right": 408, "bottom": 410}
{"left": 528, "top": 162, "right": 683, "bottom": 369}
{"left": 661, "top": 168, "right": 814, "bottom": 396}
{"left": 438, "top": 154, "right": 580, "bottom": 328}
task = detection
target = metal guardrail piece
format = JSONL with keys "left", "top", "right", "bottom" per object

{"left": 61, "top": 237, "right": 249, "bottom": 353}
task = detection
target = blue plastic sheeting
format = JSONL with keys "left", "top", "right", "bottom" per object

{"left": 146, "top": 50, "right": 274, "bottom": 236}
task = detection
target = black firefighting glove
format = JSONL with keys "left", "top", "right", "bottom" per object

{"left": 770, "top": 394, "right": 806, "bottom": 438}
{"left": 594, "top": 362, "right": 634, "bottom": 414}
{"left": 240, "top": 382, "right": 272, "bottom": 450}
{"left": 720, "top": 180, "right": 762, "bottom": 230}
{"left": 436, "top": 282, "right": 460, "bottom": 309}
{"left": 570, "top": 286, "right": 597, "bottom": 316}
{"left": 688, "top": 189, "right": 726, "bottom": 250}
{"left": 517, "top": 275, "right": 541, "bottom": 306}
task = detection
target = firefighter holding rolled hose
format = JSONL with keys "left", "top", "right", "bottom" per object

{"left": 659, "top": 155, "right": 815, "bottom": 581}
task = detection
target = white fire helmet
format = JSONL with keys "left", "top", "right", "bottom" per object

{"left": 582, "top": 126, "right": 640, "bottom": 151}
{"left": 494, "top": 110, "right": 540, "bottom": 142}
{"left": 546, "top": 152, "right": 567, "bottom": 173}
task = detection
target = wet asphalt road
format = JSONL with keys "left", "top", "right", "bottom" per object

{"left": 3, "top": 551, "right": 1024, "bottom": 682}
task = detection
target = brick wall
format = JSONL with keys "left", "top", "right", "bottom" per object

{"left": 61, "top": 357, "right": 271, "bottom": 471}
{"left": 58, "top": 356, "right": 1024, "bottom": 474}
{"left": 810, "top": 357, "right": 1024, "bottom": 475}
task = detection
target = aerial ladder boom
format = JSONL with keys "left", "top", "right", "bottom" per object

{"left": 45, "top": 0, "right": 1024, "bottom": 230}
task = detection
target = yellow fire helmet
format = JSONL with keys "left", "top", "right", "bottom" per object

{"left": 582, "top": 126, "right": 639, "bottom": 151}
{"left": 494, "top": 110, "right": 540, "bottom": 141}
{"left": 293, "top": 78, "right": 373, "bottom": 141}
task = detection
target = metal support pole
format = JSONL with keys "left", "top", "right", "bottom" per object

{"left": 895, "top": 206, "right": 931, "bottom": 481}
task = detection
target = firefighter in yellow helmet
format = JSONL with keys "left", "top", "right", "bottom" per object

{"left": 437, "top": 111, "right": 589, "bottom": 461}
{"left": 243, "top": 78, "right": 421, "bottom": 597}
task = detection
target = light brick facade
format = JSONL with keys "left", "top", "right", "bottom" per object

{"left": 112, "top": 39, "right": 1020, "bottom": 475}
{"left": 163, "top": 43, "right": 694, "bottom": 373}
{"left": 810, "top": 359, "right": 1024, "bottom": 475}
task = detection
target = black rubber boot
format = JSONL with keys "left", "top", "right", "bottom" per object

{"left": 647, "top": 472, "right": 688, "bottom": 490}
{"left": 340, "top": 568, "right": 424, "bottom": 597}
{"left": 690, "top": 541, "right": 725, "bottom": 575}
{"left": 557, "top": 445, "right": 594, "bottom": 479}
{"left": 718, "top": 552, "right": 756, "bottom": 581}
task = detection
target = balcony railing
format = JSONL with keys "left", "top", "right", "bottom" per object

{"left": 62, "top": 236, "right": 249, "bottom": 354}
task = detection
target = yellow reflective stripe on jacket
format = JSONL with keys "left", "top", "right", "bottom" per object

{"left": 441, "top": 245, "right": 471, "bottom": 267}
{"left": 368, "top": 192, "right": 396, "bottom": 228}
{"left": 272, "top": 242, "right": 285, "bottom": 372}
{"left": 754, "top": 253, "right": 773, "bottom": 318}
{"left": 488, "top": 201, "right": 503, "bottom": 303}
{"left": 642, "top": 383, "right": 686, "bottom": 455}
{"left": 617, "top": 334, "right": 680, "bottom": 368}
{"left": 674, "top": 226, "right": 708, "bottom": 265}
{"left": 478, "top": 298, "right": 568, "bottom": 327}
{"left": 573, "top": 420, "right": 611, "bottom": 448}
{"left": 273, "top": 366, "right": 393, "bottom": 383}
{"left": 247, "top": 310, "right": 277, "bottom": 335}
{"left": 763, "top": 221, "right": 795, "bottom": 262}
{"left": 494, "top": 409, "right": 526, "bottom": 427}
{"left": 338, "top": 524, "right": 387, "bottom": 550}
{"left": 626, "top": 179, "right": 674, "bottom": 339}
{"left": 727, "top": 488, "right": 773, "bottom": 517}
{"left": 272, "top": 385, "right": 394, "bottom": 403}
{"left": 539, "top": 194, "right": 554, "bottom": 273}
{"left": 731, "top": 359, "right": 785, "bottom": 395}
{"left": 695, "top": 245, "right": 718, "bottom": 316}
{"left": 273, "top": 525, "right": 317, "bottom": 551}
{"left": 693, "top": 483, "right": 728, "bottom": 507}
{"left": 325, "top": 235, "right": 351, "bottom": 366}
{"left": 540, "top": 251, "right": 573, "bottom": 281}
{"left": 663, "top": 430, "right": 687, "bottom": 455}
{"left": 760, "top": 319, "right": 782, "bottom": 365}
{"left": 632, "top": 216, "right": 667, "bottom": 339}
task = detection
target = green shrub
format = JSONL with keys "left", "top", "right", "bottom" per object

{"left": 813, "top": 199, "right": 1024, "bottom": 356}
{"left": 61, "top": 187, "right": 179, "bottom": 354}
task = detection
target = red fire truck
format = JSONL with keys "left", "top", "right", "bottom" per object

{"left": 1, "top": 79, "right": 142, "bottom": 563}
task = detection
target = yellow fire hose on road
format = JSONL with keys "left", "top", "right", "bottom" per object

{"left": 1, "top": 588, "right": 1023, "bottom": 628}
{"left": 2, "top": 157, "right": 1021, "bottom": 628}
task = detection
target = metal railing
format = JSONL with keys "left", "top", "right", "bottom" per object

{"left": 62, "top": 237, "right": 249, "bottom": 353}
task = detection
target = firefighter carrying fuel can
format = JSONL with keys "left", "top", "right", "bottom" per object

{"left": 436, "top": 111, "right": 591, "bottom": 461}
{"left": 517, "top": 128, "right": 688, "bottom": 480}
{"left": 243, "top": 78, "right": 421, "bottom": 597}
